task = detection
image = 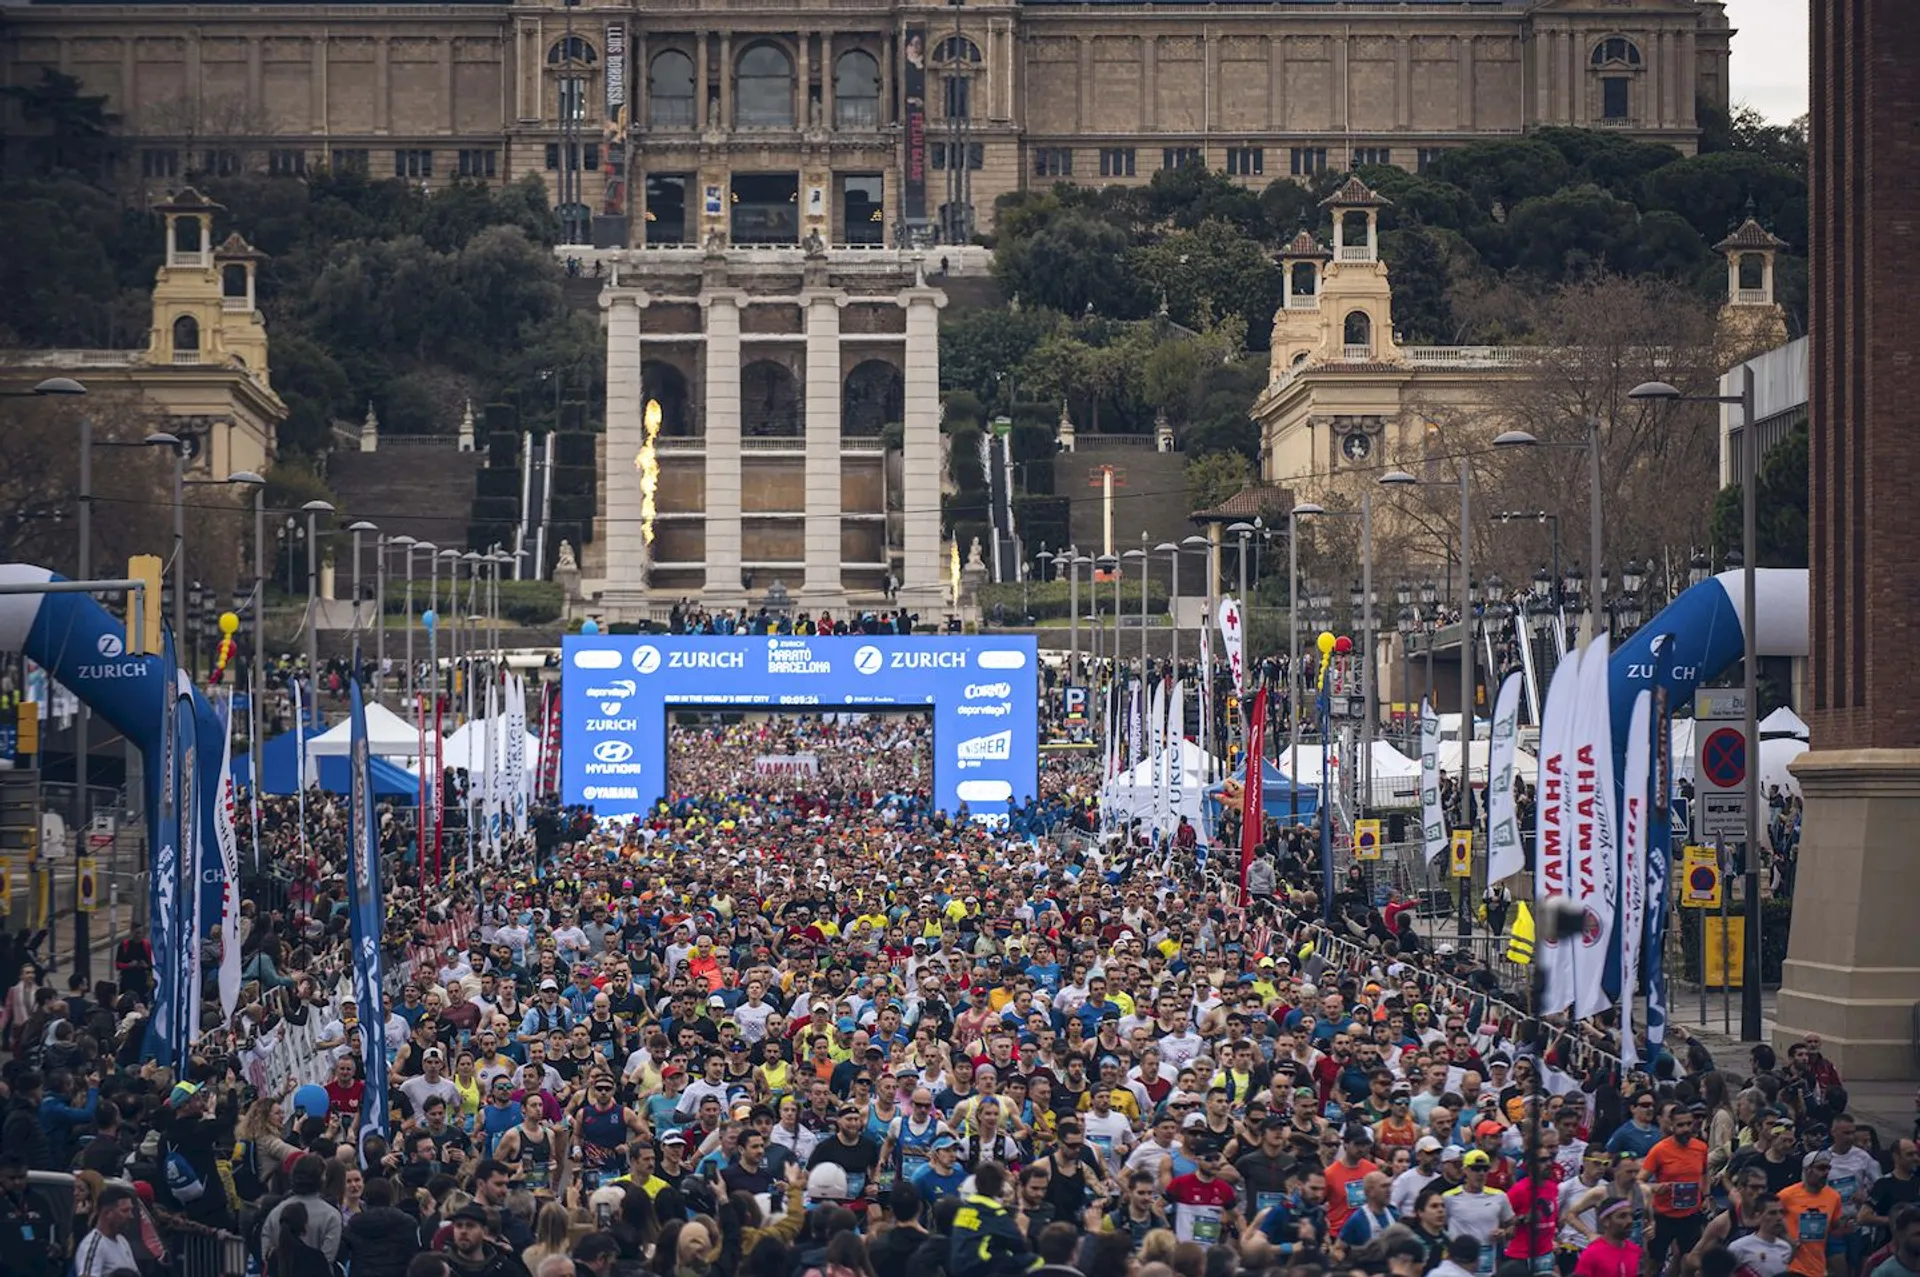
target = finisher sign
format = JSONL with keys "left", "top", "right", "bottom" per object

{"left": 563, "top": 635, "right": 1038, "bottom": 822}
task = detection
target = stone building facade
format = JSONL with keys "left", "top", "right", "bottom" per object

{"left": 585, "top": 243, "right": 944, "bottom": 620}
{"left": 2, "top": 0, "right": 1732, "bottom": 245}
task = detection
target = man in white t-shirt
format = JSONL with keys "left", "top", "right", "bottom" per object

{"left": 1391, "top": 1137, "right": 1447, "bottom": 1217}
{"left": 72, "top": 1184, "right": 142, "bottom": 1277}
{"left": 1081, "top": 1086, "right": 1137, "bottom": 1173}
{"left": 733, "top": 980, "right": 776, "bottom": 1043}
{"left": 1724, "top": 1192, "right": 1795, "bottom": 1277}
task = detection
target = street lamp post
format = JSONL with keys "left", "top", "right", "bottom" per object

{"left": 1631, "top": 368, "right": 1763, "bottom": 1040}
{"left": 1157, "top": 542, "right": 1180, "bottom": 673}
{"left": 390, "top": 535, "right": 417, "bottom": 701}
{"left": 143, "top": 433, "right": 188, "bottom": 663}
{"left": 1494, "top": 424, "right": 1603, "bottom": 646}
{"left": 1381, "top": 464, "right": 1475, "bottom": 836}
{"left": 300, "top": 500, "right": 335, "bottom": 725}
{"left": 1125, "top": 543, "right": 1148, "bottom": 680}
{"left": 1495, "top": 511, "right": 1562, "bottom": 610}
{"left": 347, "top": 522, "right": 377, "bottom": 641}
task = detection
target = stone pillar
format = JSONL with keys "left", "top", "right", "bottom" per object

{"left": 703, "top": 289, "right": 745, "bottom": 600}
{"left": 599, "top": 291, "right": 650, "bottom": 613}
{"left": 719, "top": 32, "right": 732, "bottom": 128}
{"left": 1774, "top": 0, "right": 1920, "bottom": 1080}
{"left": 897, "top": 281, "right": 947, "bottom": 609}
{"left": 801, "top": 290, "right": 845, "bottom": 603}
{"left": 821, "top": 31, "right": 835, "bottom": 128}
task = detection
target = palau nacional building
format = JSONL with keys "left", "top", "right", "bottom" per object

{"left": 1, "top": 0, "right": 1735, "bottom": 615}
{"left": 1, "top": 0, "right": 1732, "bottom": 247}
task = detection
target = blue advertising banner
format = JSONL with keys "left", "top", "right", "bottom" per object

{"left": 346, "top": 675, "right": 389, "bottom": 1145}
{"left": 561, "top": 635, "right": 1039, "bottom": 822}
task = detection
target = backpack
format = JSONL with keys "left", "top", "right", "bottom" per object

{"left": 165, "top": 1148, "right": 208, "bottom": 1203}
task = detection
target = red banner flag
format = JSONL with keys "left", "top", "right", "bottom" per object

{"left": 1238, "top": 688, "right": 1267, "bottom": 906}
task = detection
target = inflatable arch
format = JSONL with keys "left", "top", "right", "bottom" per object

{"left": 0, "top": 563, "right": 230, "bottom": 1064}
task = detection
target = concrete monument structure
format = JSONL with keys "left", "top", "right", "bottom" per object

{"left": 1774, "top": 0, "right": 1920, "bottom": 1080}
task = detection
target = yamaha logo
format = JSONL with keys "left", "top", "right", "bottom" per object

{"left": 96, "top": 633, "right": 123, "bottom": 657}
{"left": 632, "top": 645, "right": 661, "bottom": 674}
{"left": 594, "top": 740, "right": 634, "bottom": 763}
{"left": 853, "top": 645, "right": 883, "bottom": 675}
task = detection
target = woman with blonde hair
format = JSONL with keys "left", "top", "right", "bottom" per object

{"left": 235, "top": 1095, "right": 299, "bottom": 1195}
{"left": 521, "top": 1201, "right": 574, "bottom": 1271}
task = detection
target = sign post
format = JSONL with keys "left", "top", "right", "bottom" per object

{"left": 1694, "top": 690, "right": 1749, "bottom": 843}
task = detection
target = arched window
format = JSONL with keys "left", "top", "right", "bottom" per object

{"left": 736, "top": 43, "right": 795, "bottom": 128}
{"left": 742, "top": 360, "right": 802, "bottom": 437}
{"left": 934, "top": 36, "right": 982, "bottom": 64}
{"left": 649, "top": 51, "right": 696, "bottom": 129}
{"left": 548, "top": 36, "right": 598, "bottom": 65}
{"left": 842, "top": 360, "right": 903, "bottom": 438}
{"left": 834, "top": 50, "right": 881, "bottom": 129}
{"left": 1590, "top": 36, "right": 1642, "bottom": 66}
{"left": 173, "top": 314, "right": 201, "bottom": 352}
{"left": 1343, "top": 311, "right": 1372, "bottom": 351}
{"left": 1739, "top": 253, "right": 1765, "bottom": 290}
{"left": 1290, "top": 261, "right": 1318, "bottom": 297}
{"left": 643, "top": 360, "right": 696, "bottom": 437}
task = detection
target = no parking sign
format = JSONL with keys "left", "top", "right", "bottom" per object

{"left": 1680, "top": 844, "right": 1722, "bottom": 908}
{"left": 1354, "top": 819, "right": 1381, "bottom": 861}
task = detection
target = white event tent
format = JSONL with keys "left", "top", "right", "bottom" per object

{"left": 303, "top": 700, "right": 436, "bottom": 768}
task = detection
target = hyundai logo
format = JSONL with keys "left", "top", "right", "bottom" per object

{"left": 853, "top": 645, "right": 882, "bottom": 675}
{"left": 594, "top": 740, "right": 635, "bottom": 763}
{"left": 97, "top": 633, "right": 123, "bottom": 658}
{"left": 632, "top": 645, "right": 662, "bottom": 674}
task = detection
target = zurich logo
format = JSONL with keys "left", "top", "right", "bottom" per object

{"left": 594, "top": 740, "right": 635, "bottom": 763}
{"left": 600, "top": 701, "right": 624, "bottom": 715}
{"left": 853, "top": 645, "right": 883, "bottom": 675}
{"left": 632, "top": 645, "right": 662, "bottom": 674}
{"left": 96, "top": 633, "right": 123, "bottom": 658}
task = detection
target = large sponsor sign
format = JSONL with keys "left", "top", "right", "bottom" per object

{"left": 562, "top": 636, "right": 1038, "bottom": 822}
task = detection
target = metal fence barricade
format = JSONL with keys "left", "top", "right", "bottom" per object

{"left": 178, "top": 1230, "right": 247, "bottom": 1277}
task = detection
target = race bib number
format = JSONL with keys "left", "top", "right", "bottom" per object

{"left": 1669, "top": 1183, "right": 1701, "bottom": 1212}
{"left": 1177, "top": 1203, "right": 1223, "bottom": 1245}
{"left": 845, "top": 1171, "right": 867, "bottom": 1199}
{"left": 1346, "top": 1180, "right": 1367, "bottom": 1208}
{"left": 1475, "top": 1246, "right": 1497, "bottom": 1276}
{"left": 1797, "top": 1211, "right": 1829, "bottom": 1243}
{"left": 903, "top": 1155, "right": 929, "bottom": 1182}
{"left": 1255, "top": 1192, "right": 1285, "bottom": 1218}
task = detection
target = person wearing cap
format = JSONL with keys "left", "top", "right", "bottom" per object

{"left": 1235, "top": 1117, "right": 1299, "bottom": 1219}
{"left": 1392, "top": 1137, "right": 1447, "bottom": 1217}
{"left": 399, "top": 1046, "right": 461, "bottom": 1119}
{"left": 911, "top": 1133, "right": 969, "bottom": 1203}
{"left": 1607, "top": 1090, "right": 1666, "bottom": 1161}
{"left": 807, "top": 1102, "right": 883, "bottom": 1206}
{"left": 1378, "top": 1087, "right": 1421, "bottom": 1152}
{"left": 518, "top": 978, "right": 573, "bottom": 1045}
{"left": 1165, "top": 1129, "right": 1240, "bottom": 1246}
{"left": 442, "top": 1201, "right": 526, "bottom": 1277}
{"left": 1778, "top": 1151, "right": 1846, "bottom": 1277}
{"left": 1443, "top": 1148, "right": 1517, "bottom": 1258}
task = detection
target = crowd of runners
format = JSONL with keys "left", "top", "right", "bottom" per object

{"left": 0, "top": 676, "right": 1906, "bottom": 1277}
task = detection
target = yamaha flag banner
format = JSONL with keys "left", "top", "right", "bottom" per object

{"left": 1571, "top": 634, "right": 1616, "bottom": 1020}
{"left": 1238, "top": 688, "right": 1266, "bottom": 905}
{"left": 508, "top": 673, "right": 529, "bottom": 838}
{"left": 143, "top": 634, "right": 183, "bottom": 1065}
{"left": 1486, "top": 672, "right": 1524, "bottom": 882}
{"left": 1535, "top": 644, "right": 1584, "bottom": 1016}
{"left": 1419, "top": 700, "right": 1446, "bottom": 862}
{"left": 174, "top": 677, "right": 200, "bottom": 1061}
{"left": 1618, "top": 688, "right": 1652, "bottom": 1068}
{"left": 346, "top": 673, "right": 390, "bottom": 1147}
{"left": 1646, "top": 685, "right": 1675, "bottom": 1046}
{"left": 291, "top": 676, "right": 308, "bottom": 858}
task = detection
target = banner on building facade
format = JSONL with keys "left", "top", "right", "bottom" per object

{"left": 603, "top": 23, "right": 628, "bottom": 216}
{"left": 902, "top": 26, "right": 928, "bottom": 224}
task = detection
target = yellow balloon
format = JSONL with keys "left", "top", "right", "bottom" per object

{"left": 218, "top": 611, "right": 240, "bottom": 635}
{"left": 1316, "top": 631, "right": 1336, "bottom": 655}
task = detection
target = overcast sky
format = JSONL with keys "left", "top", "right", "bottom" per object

{"left": 1726, "top": 0, "right": 1808, "bottom": 122}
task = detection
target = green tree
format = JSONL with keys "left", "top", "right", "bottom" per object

{"left": 1425, "top": 139, "right": 1574, "bottom": 215}
{"left": 1710, "top": 422, "right": 1808, "bottom": 568}
{"left": 1143, "top": 165, "right": 1263, "bottom": 234}
{"left": 940, "top": 307, "right": 1060, "bottom": 404}
{"left": 1, "top": 69, "right": 117, "bottom": 178}
{"left": 1638, "top": 151, "right": 1807, "bottom": 249}
{"left": 1380, "top": 226, "right": 1456, "bottom": 343}
{"left": 1186, "top": 450, "right": 1252, "bottom": 511}
{"left": 1128, "top": 218, "right": 1278, "bottom": 340}
{"left": 995, "top": 209, "right": 1149, "bottom": 318}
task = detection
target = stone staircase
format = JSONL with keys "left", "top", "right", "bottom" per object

{"left": 326, "top": 440, "right": 486, "bottom": 578}
{"left": 1055, "top": 438, "right": 1195, "bottom": 592}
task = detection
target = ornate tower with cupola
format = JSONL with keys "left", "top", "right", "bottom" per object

{"left": 144, "top": 188, "right": 275, "bottom": 389}
{"left": 1267, "top": 176, "right": 1402, "bottom": 381}
{"left": 1715, "top": 213, "right": 1791, "bottom": 350}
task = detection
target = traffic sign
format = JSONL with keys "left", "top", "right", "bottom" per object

{"left": 1449, "top": 829, "right": 1473, "bottom": 878}
{"left": 76, "top": 855, "right": 98, "bottom": 913}
{"left": 1680, "top": 844, "right": 1722, "bottom": 908}
{"left": 1694, "top": 690, "right": 1749, "bottom": 840}
{"left": 1354, "top": 819, "right": 1381, "bottom": 861}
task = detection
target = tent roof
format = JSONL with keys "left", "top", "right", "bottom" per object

{"left": 305, "top": 700, "right": 436, "bottom": 756}
{"left": 1759, "top": 705, "right": 1810, "bottom": 739}
{"left": 427, "top": 720, "right": 542, "bottom": 774}
{"left": 234, "top": 730, "right": 420, "bottom": 799}
{"left": 1275, "top": 740, "right": 1420, "bottom": 779}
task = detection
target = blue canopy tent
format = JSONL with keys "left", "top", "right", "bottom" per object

{"left": 1205, "top": 755, "right": 1320, "bottom": 825}
{"left": 233, "top": 729, "right": 421, "bottom": 800}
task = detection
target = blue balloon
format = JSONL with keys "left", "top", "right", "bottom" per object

{"left": 292, "top": 1083, "right": 330, "bottom": 1119}
{"left": 421, "top": 609, "right": 437, "bottom": 632}
{"left": 580, "top": 619, "right": 600, "bottom": 635}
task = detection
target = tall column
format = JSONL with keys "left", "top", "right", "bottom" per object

{"left": 376, "top": 36, "right": 392, "bottom": 134}
{"left": 600, "top": 291, "right": 650, "bottom": 613}
{"left": 696, "top": 30, "right": 709, "bottom": 124}
{"left": 898, "top": 282, "right": 947, "bottom": 608}
{"left": 703, "top": 290, "right": 745, "bottom": 600}
{"left": 821, "top": 31, "right": 835, "bottom": 128}
{"left": 797, "top": 32, "right": 811, "bottom": 127}
{"left": 801, "top": 290, "right": 845, "bottom": 602}
{"left": 1458, "top": 37, "right": 1475, "bottom": 130}
{"left": 719, "top": 32, "right": 732, "bottom": 128}
{"left": 1775, "top": 0, "right": 1920, "bottom": 1080}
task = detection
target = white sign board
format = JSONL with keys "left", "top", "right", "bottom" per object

{"left": 1693, "top": 689, "right": 1749, "bottom": 840}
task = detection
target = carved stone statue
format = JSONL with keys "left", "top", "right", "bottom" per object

{"left": 966, "top": 537, "right": 985, "bottom": 571}
{"left": 556, "top": 540, "right": 578, "bottom": 572}
{"left": 704, "top": 226, "right": 728, "bottom": 254}
{"left": 707, "top": 97, "right": 722, "bottom": 129}
{"left": 803, "top": 228, "right": 827, "bottom": 259}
